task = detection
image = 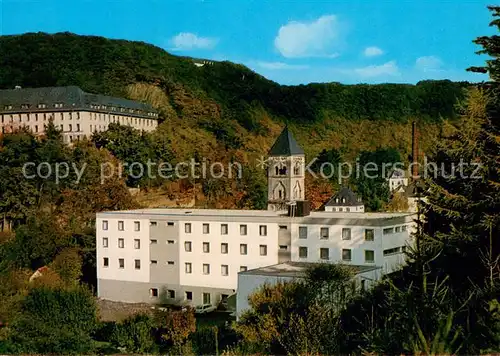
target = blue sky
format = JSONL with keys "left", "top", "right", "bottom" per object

{"left": 0, "top": 0, "right": 493, "bottom": 85}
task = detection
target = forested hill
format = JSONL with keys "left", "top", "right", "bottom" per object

{"left": 0, "top": 32, "right": 469, "bottom": 128}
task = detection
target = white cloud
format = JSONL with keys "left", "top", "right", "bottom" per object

{"left": 170, "top": 32, "right": 218, "bottom": 51}
{"left": 274, "top": 15, "right": 341, "bottom": 58}
{"left": 255, "top": 61, "right": 309, "bottom": 70}
{"left": 354, "top": 61, "right": 400, "bottom": 78}
{"left": 415, "top": 56, "right": 443, "bottom": 72}
{"left": 363, "top": 46, "right": 384, "bottom": 57}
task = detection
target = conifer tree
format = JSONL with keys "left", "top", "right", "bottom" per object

{"left": 416, "top": 5, "right": 500, "bottom": 352}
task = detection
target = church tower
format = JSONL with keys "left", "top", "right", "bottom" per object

{"left": 267, "top": 126, "right": 305, "bottom": 211}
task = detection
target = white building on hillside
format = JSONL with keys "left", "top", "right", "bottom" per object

{"left": 323, "top": 187, "right": 365, "bottom": 212}
{"left": 0, "top": 86, "right": 159, "bottom": 144}
{"left": 388, "top": 168, "right": 408, "bottom": 192}
{"left": 95, "top": 127, "right": 416, "bottom": 307}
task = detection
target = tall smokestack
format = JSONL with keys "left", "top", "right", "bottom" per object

{"left": 411, "top": 121, "right": 419, "bottom": 180}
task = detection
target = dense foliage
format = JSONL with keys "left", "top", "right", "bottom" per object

{"left": 354, "top": 147, "right": 401, "bottom": 211}
{"left": 0, "top": 6, "right": 498, "bottom": 355}
{"left": 4, "top": 286, "right": 98, "bottom": 354}
{"left": 0, "top": 32, "right": 469, "bottom": 126}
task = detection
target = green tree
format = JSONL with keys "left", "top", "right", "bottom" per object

{"left": 2, "top": 213, "right": 71, "bottom": 270}
{"left": 109, "top": 313, "right": 156, "bottom": 354}
{"left": 236, "top": 264, "right": 355, "bottom": 355}
{"left": 157, "top": 308, "right": 196, "bottom": 352}
{"left": 9, "top": 285, "right": 98, "bottom": 354}
{"left": 50, "top": 247, "right": 82, "bottom": 285}
{"left": 340, "top": 8, "right": 500, "bottom": 352}
{"left": 237, "top": 166, "right": 267, "bottom": 210}
{"left": 310, "top": 147, "right": 342, "bottom": 181}
{"left": 0, "top": 129, "right": 40, "bottom": 230}
{"left": 354, "top": 147, "right": 401, "bottom": 211}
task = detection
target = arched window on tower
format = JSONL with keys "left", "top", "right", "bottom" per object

{"left": 279, "top": 163, "right": 287, "bottom": 175}
{"left": 293, "top": 181, "right": 301, "bottom": 199}
{"left": 275, "top": 166, "right": 279, "bottom": 175}
{"left": 294, "top": 162, "right": 301, "bottom": 176}
{"left": 273, "top": 182, "right": 286, "bottom": 200}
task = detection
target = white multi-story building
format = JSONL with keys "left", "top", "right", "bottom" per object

{"left": 96, "top": 209, "right": 283, "bottom": 305}
{"left": 0, "top": 86, "right": 159, "bottom": 143}
{"left": 95, "top": 127, "right": 416, "bottom": 306}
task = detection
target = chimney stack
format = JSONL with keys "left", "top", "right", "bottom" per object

{"left": 411, "top": 121, "right": 419, "bottom": 180}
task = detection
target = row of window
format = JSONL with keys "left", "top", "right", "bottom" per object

{"left": 1, "top": 123, "right": 81, "bottom": 135}
{"left": 101, "top": 220, "right": 405, "bottom": 240}
{"left": 102, "top": 257, "right": 249, "bottom": 275}
{"left": 185, "top": 241, "right": 268, "bottom": 255}
{"left": 329, "top": 206, "right": 363, "bottom": 212}
{"left": 102, "top": 257, "right": 140, "bottom": 269}
{"left": 102, "top": 237, "right": 142, "bottom": 249}
{"left": 150, "top": 289, "right": 212, "bottom": 304}
{"left": 88, "top": 103, "right": 158, "bottom": 117}
{"left": 58, "top": 123, "right": 81, "bottom": 132}
{"left": 3, "top": 103, "right": 157, "bottom": 117}
{"left": 308, "top": 247, "right": 375, "bottom": 263}
{"left": 299, "top": 226, "right": 375, "bottom": 241}
{"left": 102, "top": 220, "right": 140, "bottom": 231}
{"left": 102, "top": 219, "right": 270, "bottom": 237}
{"left": 102, "top": 237, "right": 269, "bottom": 256}
{"left": 184, "top": 262, "right": 248, "bottom": 275}
{"left": 0, "top": 112, "right": 157, "bottom": 128}
{"left": 383, "top": 246, "right": 407, "bottom": 255}
{"left": 103, "top": 237, "right": 175, "bottom": 248}
{"left": 89, "top": 112, "right": 156, "bottom": 126}
{"left": 184, "top": 222, "right": 268, "bottom": 236}
{"left": 67, "top": 135, "right": 83, "bottom": 143}
{"left": 12, "top": 103, "right": 66, "bottom": 110}
{"left": 383, "top": 225, "right": 408, "bottom": 235}
{"left": 1, "top": 112, "right": 79, "bottom": 123}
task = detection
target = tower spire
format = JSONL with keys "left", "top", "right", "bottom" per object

{"left": 267, "top": 126, "right": 305, "bottom": 211}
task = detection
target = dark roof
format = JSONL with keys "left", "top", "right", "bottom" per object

{"left": 268, "top": 126, "right": 304, "bottom": 156}
{"left": 0, "top": 86, "right": 158, "bottom": 119}
{"left": 389, "top": 168, "right": 406, "bottom": 179}
{"left": 325, "top": 187, "right": 363, "bottom": 206}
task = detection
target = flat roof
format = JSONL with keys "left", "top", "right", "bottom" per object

{"left": 97, "top": 207, "right": 413, "bottom": 220}
{"left": 239, "top": 261, "right": 381, "bottom": 278}
{"left": 98, "top": 208, "right": 283, "bottom": 218}
{"left": 308, "top": 211, "right": 414, "bottom": 219}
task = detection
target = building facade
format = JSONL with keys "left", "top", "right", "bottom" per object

{"left": 0, "top": 86, "right": 158, "bottom": 143}
{"left": 96, "top": 208, "right": 414, "bottom": 306}
{"left": 95, "top": 126, "right": 416, "bottom": 306}
{"left": 97, "top": 209, "right": 283, "bottom": 305}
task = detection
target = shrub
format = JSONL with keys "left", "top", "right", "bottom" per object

{"left": 9, "top": 285, "right": 98, "bottom": 354}
{"left": 109, "top": 313, "right": 156, "bottom": 354}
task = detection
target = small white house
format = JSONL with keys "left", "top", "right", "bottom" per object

{"left": 388, "top": 169, "right": 409, "bottom": 193}
{"left": 324, "top": 187, "right": 364, "bottom": 213}
{"left": 236, "top": 261, "right": 381, "bottom": 319}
